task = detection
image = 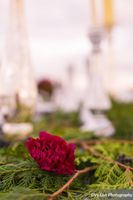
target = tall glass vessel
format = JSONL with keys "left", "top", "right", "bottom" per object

{"left": 0, "top": 0, "right": 37, "bottom": 113}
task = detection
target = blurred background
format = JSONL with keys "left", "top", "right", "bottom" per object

{"left": 0, "top": 0, "right": 132, "bottom": 88}
{"left": 0, "top": 0, "right": 133, "bottom": 140}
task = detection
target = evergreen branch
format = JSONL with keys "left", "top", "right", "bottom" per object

{"left": 86, "top": 139, "right": 133, "bottom": 146}
{"left": 125, "top": 168, "right": 133, "bottom": 187}
{"left": 48, "top": 166, "right": 97, "bottom": 200}
{"left": 12, "top": 193, "right": 47, "bottom": 200}
{"left": 82, "top": 142, "right": 133, "bottom": 171}
{"left": 0, "top": 167, "right": 38, "bottom": 175}
{"left": 0, "top": 187, "right": 49, "bottom": 200}
{"left": 68, "top": 139, "right": 133, "bottom": 146}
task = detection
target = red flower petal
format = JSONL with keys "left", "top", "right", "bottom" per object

{"left": 26, "top": 131, "right": 76, "bottom": 175}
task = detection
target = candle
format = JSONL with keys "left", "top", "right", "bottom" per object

{"left": 103, "top": 0, "right": 114, "bottom": 28}
{"left": 90, "top": 0, "right": 104, "bottom": 27}
{"left": 90, "top": 0, "right": 97, "bottom": 26}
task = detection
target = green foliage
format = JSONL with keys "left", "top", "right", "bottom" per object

{"left": 1, "top": 100, "right": 133, "bottom": 199}
{"left": 32, "top": 111, "right": 94, "bottom": 141}
{"left": 0, "top": 187, "right": 48, "bottom": 200}
{"left": 0, "top": 140, "right": 133, "bottom": 199}
{"left": 11, "top": 103, "right": 33, "bottom": 123}
{"left": 86, "top": 142, "right": 133, "bottom": 189}
{"left": 33, "top": 111, "right": 80, "bottom": 131}
{"left": 0, "top": 143, "right": 89, "bottom": 199}
{"left": 107, "top": 100, "right": 133, "bottom": 139}
{"left": 73, "top": 142, "right": 133, "bottom": 200}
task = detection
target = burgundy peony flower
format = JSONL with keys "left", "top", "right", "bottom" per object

{"left": 38, "top": 79, "right": 54, "bottom": 96}
{"left": 26, "top": 131, "right": 75, "bottom": 175}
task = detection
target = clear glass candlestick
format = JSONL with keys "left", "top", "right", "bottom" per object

{"left": 0, "top": 0, "right": 38, "bottom": 114}
{"left": 53, "top": 65, "right": 80, "bottom": 112}
{"left": 80, "top": 27, "right": 114, "bottom": 137}
{"left": 86, "top": 27, "right": 111, "bottom": 110}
